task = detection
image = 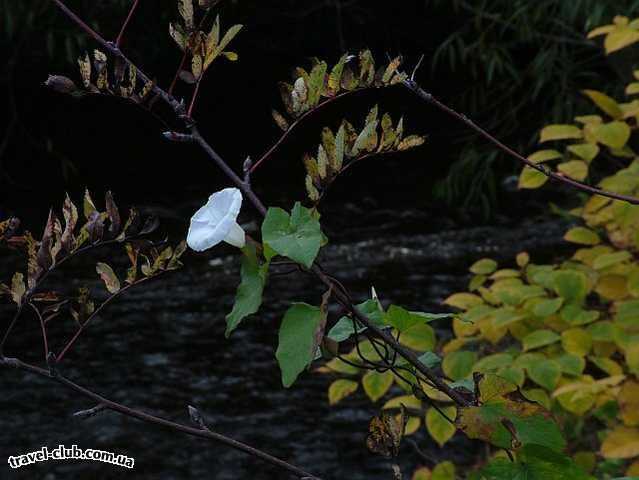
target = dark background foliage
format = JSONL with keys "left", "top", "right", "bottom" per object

{"left": 1, "top": 0, "right": 639, "bottom": 227}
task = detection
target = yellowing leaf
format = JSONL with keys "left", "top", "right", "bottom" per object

{"left": 567, "top": 143, "right": 599, "bottom": 163}
{"left": 564, "top": 227, "right": 600, "bottom": 245}
{"left": 328, "top": 379, "right": 358, "bottom": 405}
{"left": 96, "top": 262, "right": 120, "bottom": 294}
{"left": 581, "top": 89, "right": 623, "bottom": 119}
{"left": 593, "top": 121, "right": 631, "bottom": 149}
{"left": 10, "top": 272, "right": 25, "bottom": 305}
{"left": 523, "top": 329, "right": 560, "bottom": 351}
{"left": 601, "top": 426, "right": 639, "bottom": 459}
{"left": 444, "top": 293, "right": 483, "bottom": 310}
{"left": 557, "top": 160, "right": 588, "bottom": 181}
{"left": 605, "top": 27, "right": 639, "bottom": 54}
{"left": 362, "top": 370, "right": 394, "bottom": 402}
{"left": 539, "top": 124, "right": 582, "bottom": 143}
{"left": 412, "top": 467, "right": 432, "bottom": 480}
{"left": 178, "top": 0, "right": 194, "bottom": 30}
{"left": 398, "top": 134, "right": 425, "bottom": 151}
{"left": 619, "top": 381, "right": 639, "bottom": 426}
{"left": 470, "top": 258, "right": 498, "bottom": 275}
{"left": 426, "top": 406, "right": 457, "bottom": 447}
{"left": 527, "top": 149, "right": 562, "bottom": 164}
{"left": 518, "top": 166, "right": 548, "bottom": 189}
{"left": 561, "top": 328, "right": 592, "bottom": 357}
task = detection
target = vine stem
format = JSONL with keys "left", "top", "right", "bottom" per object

{"left": 115, "top": 0, "right": 140, "bottom": 48}
{"left": 401, "top": 78, "right": 639, "bottom": 205}
{"left": 0, "top": 356, "right": 321, "bottom": 480}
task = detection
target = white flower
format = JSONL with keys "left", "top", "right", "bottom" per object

{"left": 187, "top": 188, "right": 245, "bottom": 251}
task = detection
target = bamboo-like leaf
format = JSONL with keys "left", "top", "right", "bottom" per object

{"left": 306, "top": 175, "right": 320, "bottom": 202}
{"left": 293, "top": 77, "right": 308, "bottom": 106}
{"left": 96, "top": 262, "right": 120, "bottom": 294}
{"left": 379, "top": 113, "right": 396, "bottom": 151}
{"left": 125, "top": 243, "right": 138, "bottom": 284}
{"left": 307, "top": 61, "right": 327, "bottom": 106}
{"left": 365, "top": 104, "right": 379, "bottom": 125}
{"left": 11, "top": 272, "right": 25, "bottom": 304}
{"left": 317, "top": 145, "right": 328, "bottom": 179}
{"left": 304, "top": 153, "right": 320, "bottom": 182}
{"left": 216, "top": 24, "right": 243, "bottom": 56}
{"left": 328, "top": 54, "right": 348, "bottom": 95}
{"left": 105, "top": 191, "right": 121, "bottom": 237}
{"left": 398, "top": 134, "right": 425, "bottom": 151}
{"left": 83, "top": 189, "right": 97, "bottom": 220}
{"left": 322, "top": 127, "right": 336, "bottom": 170}
{"left": 169, "top": 23, "right": 187, "bottom": 50}
{"left": 352, "top": 120, "right": 378, "bottom": 156}
{"left": 271, "top": 109, "right": 289, "bottom": 131}
{"left": 359, "top": 50, "right": 375, "bottom": 86}
{"left": 178, "top": 0, "right": 194, "bottom": 30}
{"left": 334, "top": 123, "right": 345, "bottom": 171}
{"left": 206, "top": 15, "right": 220, "bottom": 55}
{"left": 78, "top": 53, "right": 91, "bottom": 88}
{"left": 382, "top": 56, "right": 401, "bottom": 84}
{"left": 192, "top": 53, "right": 203, "bottom": 79}
{"left": 61, "top": 193, "right": 78, "bottom": 252}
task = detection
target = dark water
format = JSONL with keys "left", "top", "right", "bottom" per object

{"left": 0, "top": 207, "right": 571, "bottom": 480}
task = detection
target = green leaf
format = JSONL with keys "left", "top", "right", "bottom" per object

{"left": 431, "top": 461, "right": 456, "bottom": 480}
{"left": 276, "top": 303, "right": 324, "bottom": 387}
{"left": 476, "top": 445, "right": 592, "bottom": 480}
{"left": 528, "top": 359, "right": 561, "bottom": 390}
{"left": 362, "top": 370, "right": 394, "bottom": 402}
{"left": 225, "top": 244, "right": 269, "bottom": 337}
{"left": 384, "top": 304, "right": 423, "bottom": 332}
{"left": 564, "top": 227, "right": 600, "bottom": 245}
{"left": 262, "top": 203, "right": 322, "bottom": 268}
{"left": 593, "top": 251, "right": 631, "bottom": 270}
{"left": 328, "top": 378, "right": 358, "bottom": 405}
{"left": 534, "top": 298, "right": 564, "bottom": 317}
{"left": 96, "top": 262, "right": 120, "bottom": 294}
{"left": 328, "top": 299, "right": 385, "bottom": 341}
{"left": 553, "top": 270, "right": 588, "bottom": 304}
{"left": 417, "top": 351, "right": 441, "bottom": 368}
{"left": 523, "top": 329, "right": 561, "bottom": 351}
{"left": 470, "top": 258, "right": 498, "bottom": 275}
{"left": 442, "top": 350, "right": 477, "bottom": 380}
{"left": 426, "top": 406, "right": 457, "bottom": 447}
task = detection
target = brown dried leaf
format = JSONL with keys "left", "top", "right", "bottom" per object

{"left": 178, "top": 0, "right": 195, "bottom": 30}
{"left": 271, "top": 109, "right": 289, "bottom": 131}
{"left": 61, "top": 193, "right": 78, "bottom": 252}
{"left": 105, "top": 191, "right": 121, "bottom": 237}
{"left": 398, "top": 134, "right": 425, "bottom": 151}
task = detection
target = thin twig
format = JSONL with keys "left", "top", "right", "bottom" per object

{"left": 115, "top": 0, "right": 141, "bottom": 48}
{"left": 0, "top": 356, "right": 321, "bottom": 480}
{"left": 401, "top": 78, "right": 639, "bottom": 205}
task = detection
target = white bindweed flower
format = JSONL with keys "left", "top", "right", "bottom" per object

{"left": 187, "top": 188, "right": 245, "bottom": 251}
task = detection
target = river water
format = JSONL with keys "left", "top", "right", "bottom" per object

{"left": 0, "top": 204, "right": 571, "bottom": 480}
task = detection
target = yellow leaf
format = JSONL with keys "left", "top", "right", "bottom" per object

{"left": 601, "top": 426, "right": 639, "bottom": 458}
{"left": 619, "top": 380, "right": 639, "bottom": 426}
{"left": 362, "top": 370, "right": 394, "bottom": 402}
{"left": 444, "top": 293, "right": 483, "bottom": 310}
{"left": 425, "top": 406, "right": 457, "bottom": 447}
{"left": 626, "top": 82, "right": 639, "bottom": 95}
{"left": 587, "top": 25, "right": 615, "bottom": 38}
{"left": 561, "top": 328, "right": 592, "bottom": 357}
{"left": 557, "top": 160, "right": 588, "bottom": 181}
{"left": 539, "top": 124, "right": 583, "bottom": 142}
{"left": 527, "top": 149, "right": 562, "bottom": 164}
{"left": 404, "top": 416, "right": 421, "bottom": 436}
{"left": 594, "top": 121, "right": 631, "bottom": 149}
{"left": 412, "top": 467, "right": 432, "bottom": 480}
{"left": 516, "top": 252, "right": 530, "bottom": 268}
{"left": 518, "top": 166, "right": 548, "bottom": 189}
{"left": 605, "top": 27, "right": 639, "bottom": 54}
{"left": 564, "top": 227, "right": 600, "bottom": 245}
{"left": 328, "top": 379, "right": 358, "bottom": 405}
{"left": 567, "top": 143, "right": 599, "bottom": 163}
{"left": 582, "top": 89, "right": 623, "bottom": 119}
{"left": 383, "top": 395, "right": 421, "bottom": 410}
